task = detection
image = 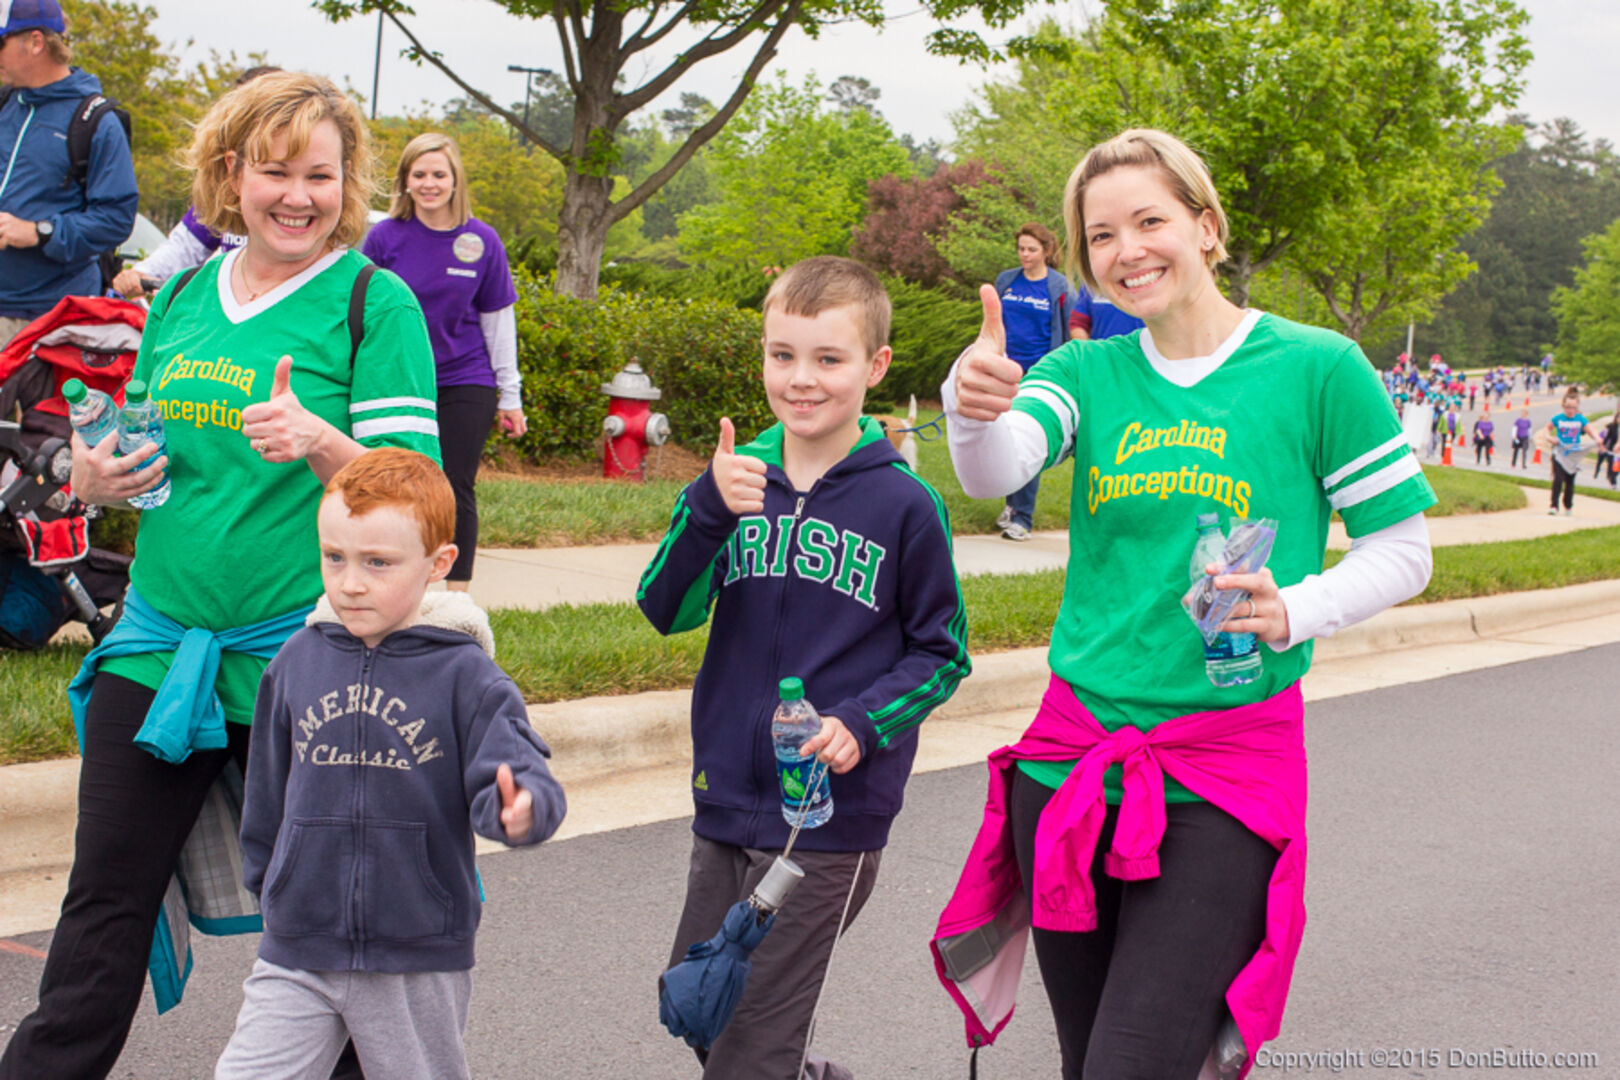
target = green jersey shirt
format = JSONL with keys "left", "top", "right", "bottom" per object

{"left": 1012, "top": 312, "right": 1435, "bottom": 798}
{"left": 100, "top": 248, "right": 440, "bottom": 724}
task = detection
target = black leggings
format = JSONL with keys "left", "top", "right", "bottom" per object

{"left": 1551, "top": 460, "right": 1576, "bottom": 510}
{"left": 1009, "top": 768, "right": 1278, "bottom": 1080}
{"left": 1511, "top": 437, "right": 1529, "bottom": 468}
{"left": 0, "top": 675, "right": 364, "bottom": 1080}
{"left": 436, "top": 384, "right": 498, "bottom": 582}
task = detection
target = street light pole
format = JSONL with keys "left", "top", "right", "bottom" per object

{"left": 371, "top": 11, "right": 384, "bottom": 121}
{"left": 507, "top": 64, "right": 548, "bottom": 148}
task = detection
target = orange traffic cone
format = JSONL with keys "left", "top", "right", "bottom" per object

{"left": 1442, "top": 444, "right": 1453, "bottom": 465}
{"left": 1533, "top": 447, "right": 1542, "bottom": 464}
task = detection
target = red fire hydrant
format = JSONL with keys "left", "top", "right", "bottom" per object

{"left": 600, "top": 360, "right": 671, "bottom": 481}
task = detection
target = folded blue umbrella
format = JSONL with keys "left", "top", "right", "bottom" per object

{"left": 659, "top": 899, "right": 777, "bottom": 1050}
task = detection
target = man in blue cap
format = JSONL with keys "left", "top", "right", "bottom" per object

{"left": 0, "top": 0, "right": 137, "bottom": 345}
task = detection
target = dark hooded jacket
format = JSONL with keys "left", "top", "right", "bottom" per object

{"left": 0, "top": 68, "right": 138, "bottom": 317}
{"left": 243, "top": 592, "right": 565, "bottom": 973}
{"left": 638, "top": 418, "right": 970, "bottom": 853}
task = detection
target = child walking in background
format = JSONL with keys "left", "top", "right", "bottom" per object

{"left": 638, "top": 257, "right": 970, "bottom": 1079}
{"left": 216, "top": 449, "right": 566, "bottom": 1080}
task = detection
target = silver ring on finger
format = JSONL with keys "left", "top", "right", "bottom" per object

{"left": 1246, "top": 598, "right": 1257, "bottom": 619}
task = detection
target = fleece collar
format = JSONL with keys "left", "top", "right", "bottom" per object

{"left": 307, "top": 589, "right": 496, "bottom": 658}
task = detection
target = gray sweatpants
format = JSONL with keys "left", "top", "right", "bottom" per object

{"left": 669, "top": 835, "right": 882, "bottom": 1080}
{"left": 215, "top": 958, "right": 472, "bottom": 1080}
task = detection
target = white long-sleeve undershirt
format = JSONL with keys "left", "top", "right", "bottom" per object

{"left": 479, "top": 305, "right": 521, "bottom": 411}
{"left": 940, "top": 352, "right": 1433, "bottom": 650}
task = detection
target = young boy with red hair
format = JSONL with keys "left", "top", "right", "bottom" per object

{"left": 217, "top": 448, "right": 565, "bottom": 1079}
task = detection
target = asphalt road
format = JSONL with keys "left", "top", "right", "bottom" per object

{"left": 1427, "top": 387, "right": 1619, "bottom": 494}
{"left": 4, "top": 644, "right": 1618, "bottom": 1079}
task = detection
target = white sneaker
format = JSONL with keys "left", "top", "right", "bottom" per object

{"left": 1002, "top": 522, "right": 1032, "bottom": 541}
{"left": 1564, "top": 508, "right": 1573, "bottom": 516}
{"left": 1548, "top": 507, "right": 1557, "bottom": 515}
{"left": 996, "top": 506, "right": 1014, "bottom": 530}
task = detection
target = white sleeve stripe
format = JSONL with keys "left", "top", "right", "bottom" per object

{"left": 352, "top": 416, "right": 441, "bottom": 440}
{"left": 1328, "top": 453, "right": 1421, "bottom": 510}
{"left": 1018, "top": 379, "right": 1079, "bottom": 432}
{"left": 349, "top": 396, "right": 437, "bottom": 415}
{"left": 1016, "top": 386, "right": 1078, "bottom": 462}
{"left": 1322, "top": 434, "right": 1409, "bottom": 490}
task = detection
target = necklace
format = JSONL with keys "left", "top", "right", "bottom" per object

{"left": 236, "top": 255, "right": 270, "bottom": 302}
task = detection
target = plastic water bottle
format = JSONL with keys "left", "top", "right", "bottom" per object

{"left": 118, "top": 379, "right": 170, "bottom": 509}
{"left": 1190, "top": 513, "right": 1261, "bottom": 687}
{"left": 772, "top": 677, "right": 833, "bottom": 828}
{"left": 62, "top": 378, "right": 120, "bottom": 450}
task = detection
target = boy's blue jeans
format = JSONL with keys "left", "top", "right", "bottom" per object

{"left": 1007, "top": 474, "right": 1040, "bottom": 530}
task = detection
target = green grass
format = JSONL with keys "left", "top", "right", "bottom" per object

{"left": 0, "top": 643, "right": 89, "bottom": 764}
{"left": 1515, "top": 476, "right": 1620, "bottom": 503}
{"left": 1323, "top": 524, "right": 1620, "bottom": 603}
{"left": 476, "top": 476, "right": 690, "bottom": 547}
{"left": 1422, "top": 464, "right": 1526, "bottom": 515}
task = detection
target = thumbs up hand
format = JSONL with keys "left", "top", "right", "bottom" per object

{"left": 953, "top": 284, "right": 1025, "bottom": 422}
{"left": 241, "top": 355, "right": 323, "bottom": 463}
{"left": 712, "top": 416, "right": 768, "bottom": 515}
{"left": 495, "top": 763, "right": 535, "bottom": 842}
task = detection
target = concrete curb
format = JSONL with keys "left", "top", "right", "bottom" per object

{"left": 5, "top": 579, "right": 1618, "bottom": 885}
{"left": 535, "top": 578, "right": 1620, "bottom": 780}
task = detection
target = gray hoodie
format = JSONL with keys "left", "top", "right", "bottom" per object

{"left": 243, "top": 592, "right": 565, "bottom": 973}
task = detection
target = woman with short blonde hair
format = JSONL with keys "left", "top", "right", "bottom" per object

{"left": 2, "top": 71, "right": 439, "bottom": 1079}
{"left": 364, "top": 130, "right": 524, "bottom": 591}
{"left": 936, "top": 128, "right": 1437, "bottom": 1076}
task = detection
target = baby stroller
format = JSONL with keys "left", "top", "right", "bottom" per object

{"left": 0, "top": 295, "right": 142, "bottom": 649}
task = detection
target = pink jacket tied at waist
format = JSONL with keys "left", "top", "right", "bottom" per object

{"left": 930, "top": 675, "right": 1309, "bottom": 1072}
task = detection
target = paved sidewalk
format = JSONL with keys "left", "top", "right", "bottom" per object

{"left": 464, "top": 487, "right": 1620, "bottom": 612}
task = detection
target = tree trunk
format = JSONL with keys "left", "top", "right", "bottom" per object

{"left": 1224, "top": 248, "right": 1253, "bottom": 308}
{"left": 555, "top": 169, "right": 614, "bottom": 299}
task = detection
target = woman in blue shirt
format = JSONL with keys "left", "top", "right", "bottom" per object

{"left": 992, "top": 223, "right": 1069, "bottom": 540}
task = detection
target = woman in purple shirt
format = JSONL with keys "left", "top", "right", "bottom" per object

{"left": 363, "top": 132, "right": 523, "bottom": 589}
{"left": 1511, "top": 409, "right": 1532, "bottom": 469}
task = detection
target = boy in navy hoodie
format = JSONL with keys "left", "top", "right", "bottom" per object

{"left": 216, "top": 449, "right": 565, "bottom": 1080}
{"left": 639, "top": 256, "right": 970, "bottom": 1079}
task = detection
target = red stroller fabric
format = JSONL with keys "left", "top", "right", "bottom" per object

{"left": 0, "top": 294, "right": 144, "bottom": 418}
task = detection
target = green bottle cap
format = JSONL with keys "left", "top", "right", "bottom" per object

{"left": 1195, "top": 512, "right": 1219, "bottom": 529}
{"left": 124, "top": 379, "right": 148, "bottom": 404}
{"left": 778, "top": 677, "right": 804, "bottom": 701}
{"left": 62, "top": 378, "right": 88, "bottom": 404}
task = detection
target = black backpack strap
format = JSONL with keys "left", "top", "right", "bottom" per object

{"left": 66, "top": 94, "right": 131, "bottom": 191}
{"left": 348, "top": 264, "right": 376, "bottom": 369}
{"left": 156, "top": 265, "right": 202, "bottom": 316}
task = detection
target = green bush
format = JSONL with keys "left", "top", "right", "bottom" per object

{"left": 507, "top": 267, "right": 775, "bottom": 461}
{"left": 884, "top": 276, "right": 981, "bottom": 402}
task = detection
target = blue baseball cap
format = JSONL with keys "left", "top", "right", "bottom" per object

{"left": 0, "top": 0, "right": 67, "bottom": 37}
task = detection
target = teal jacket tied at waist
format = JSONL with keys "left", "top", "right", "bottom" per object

{"left": 68, "top": 587, "right": 312, "bottom": 763}
{"left": 67, "top": 586, "right": 312, "bottom": 1013}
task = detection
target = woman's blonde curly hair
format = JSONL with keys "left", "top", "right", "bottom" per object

{"left": 186, "top": 71, "right": 375, "bottom": 250}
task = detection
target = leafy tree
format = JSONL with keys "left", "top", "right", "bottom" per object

{"left": 317, "top": 0, "right": 1060, "bottom": 299}
{"left": 898, "top": 133, "right": 946, "bottom": 177}
{"left": 827, "top": 75, "right": 880, "bottom": 115}
{"left": 1552, "top": 217, "right": 1620, "bottom": 391}
{"left": 954, "top": 2, "right": 1529, "bottom": 318}
{"left": 676, "top": 73, "right": 911, "bottom": 271}
{"left": 1383, "top": 117, "right": 1620, "bottom": 366}
{"left": 661, "top": 93, "right": 716, "bottom": 139}
{"left": 852, "top": 160, "right": 989, "bottom": 287}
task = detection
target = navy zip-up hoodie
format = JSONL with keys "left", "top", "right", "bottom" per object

{"left": 243, "top": 593, "right": 566, "bottom": 974}
{"left": 0, "top": 68, "right": 138, "bottom": 317}
{"left": 638, "top": 418, "right": 970, "bottom": 853}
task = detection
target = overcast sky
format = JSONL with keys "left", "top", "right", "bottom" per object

{"left": 146, "top": 0, "right": 1620, "bottom": 152}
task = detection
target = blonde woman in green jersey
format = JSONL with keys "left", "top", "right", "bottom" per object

{"left": 3, "top": 73, "right": 439, "bottom": 1080}
{"left": 942, "top": 130, "right": 1436, "bottom": 1077}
